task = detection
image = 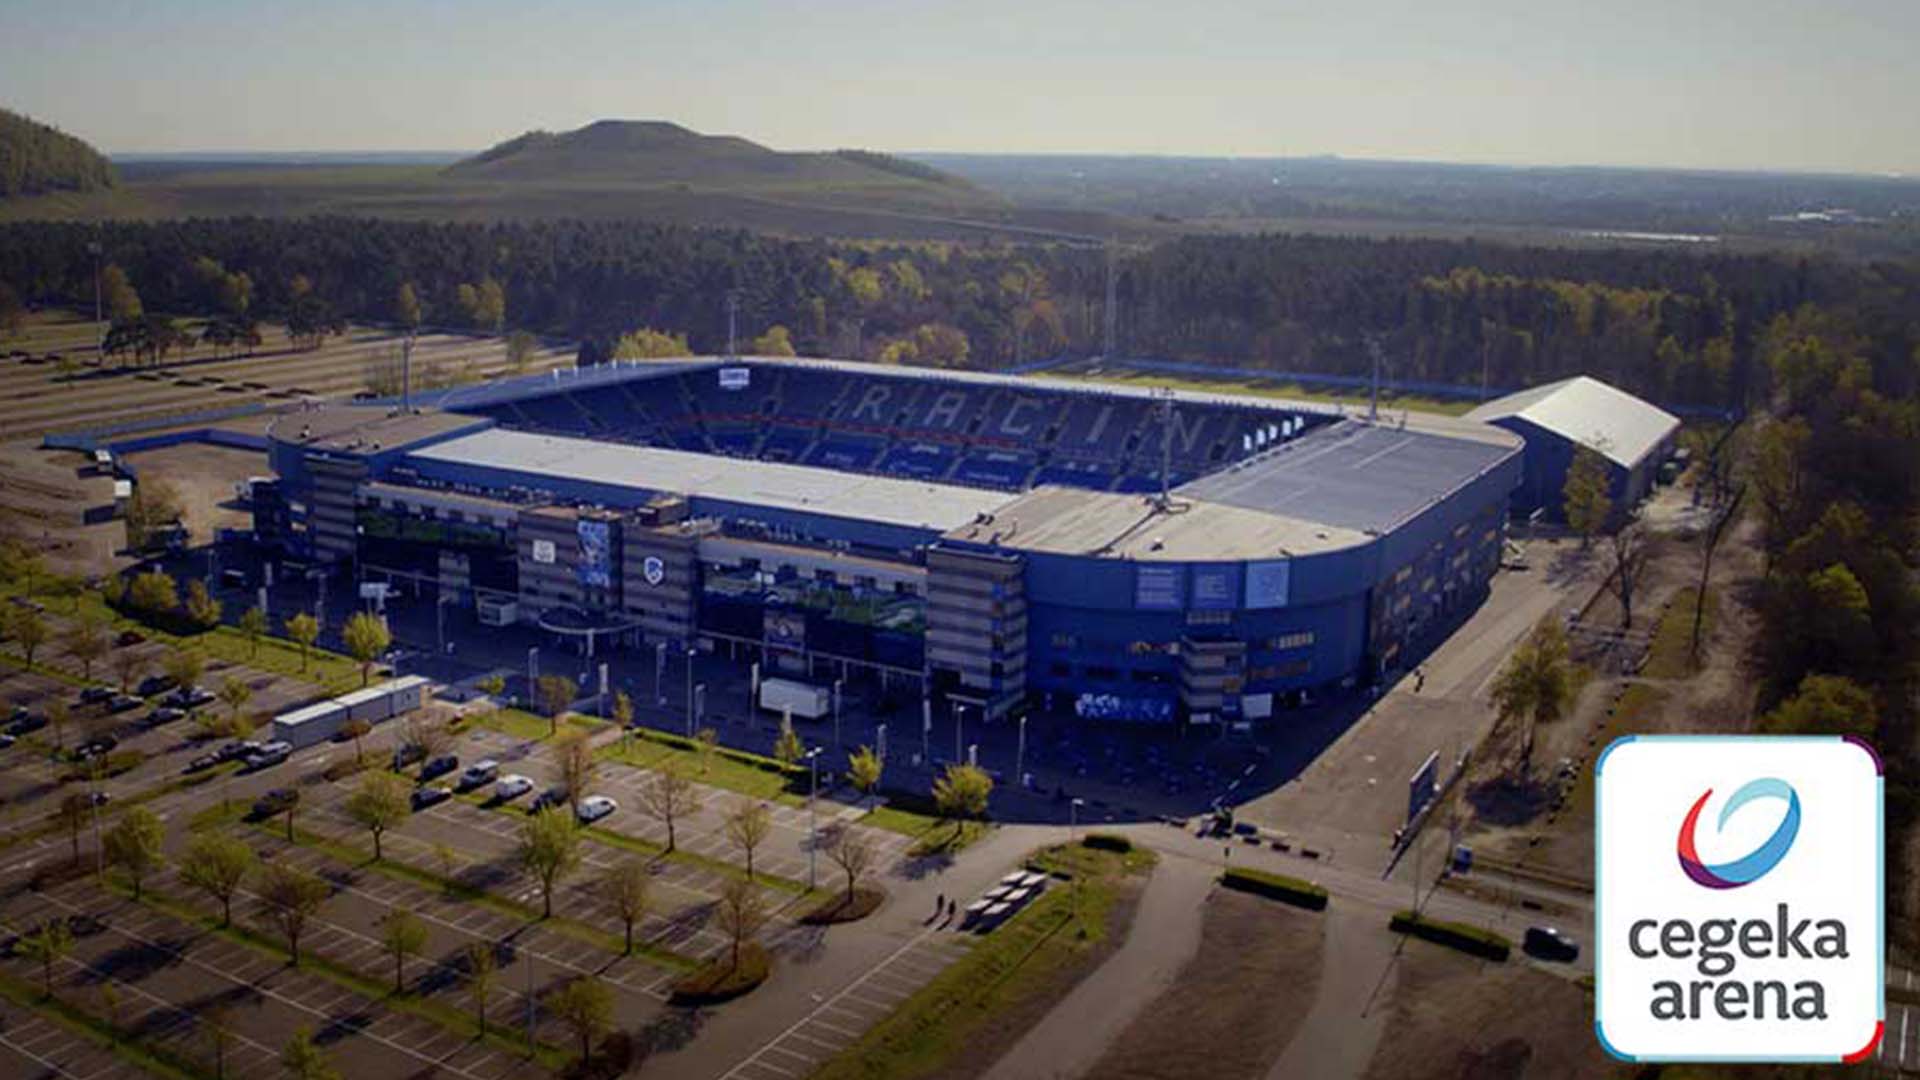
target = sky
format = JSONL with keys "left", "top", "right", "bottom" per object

{"left": 1, "top": 0, "right": 1915, "bottom": 174}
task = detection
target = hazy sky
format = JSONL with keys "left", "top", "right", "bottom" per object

{"left": 2, "top": 0, "right": 1915, "bottom": 173}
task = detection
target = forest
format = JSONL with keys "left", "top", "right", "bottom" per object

{"left": 0, "top": 107, "right": 115, "bottom": 197}
{"left": 0, "top": 215, "right": 1899, "bottom": 412}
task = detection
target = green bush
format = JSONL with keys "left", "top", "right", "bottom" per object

{"left": 670, "top": 942, "right": 771, "bottom": 1005}
{"left": 1389, "top": 909, "right": 1511, "bottom": 961}
{"left": 1221, "top": 866, "right": 1328, "bottom": 911}
{"left": 1081, "top": 833, "right": 1133, "bottom": 854}
{"left": 61, "top": 750, "right": 145, "bottom": 782}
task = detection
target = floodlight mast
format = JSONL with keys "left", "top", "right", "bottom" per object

{"left": 1102, "top": 238, "right": 1118, "bottom": 359}
{"left": 725, "top": 291, "right": 740, "bottom": 359}
{"left": 1156, "top": 387, "right": 1175, "bottom": 511}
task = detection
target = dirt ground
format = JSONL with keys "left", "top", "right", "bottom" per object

{"left": 1082, "top": 888, "right": 1325, "bottom": 1080}
{"left": 122, "top": 441, "right": 270, "bottom": 546}
{"left": 1360, "top": 941, "right": 1620, "bottom": 1080}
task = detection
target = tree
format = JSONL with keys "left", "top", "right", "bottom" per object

{"left": 162, "top": 648, "right": 205, "bottom": 698}
{"left": 694, "top": 726, "right": 718, "bottom": 774}
{"left": 125, "top": 483, "right": 183, "bottom": 553}
{"left": 518, "top": 806, "right": 582, "bottom": 918}
{"left": 202, "top": 1004, "right": 236, "bottom": 1079}
{"left": 478, "top": 672, "right": 507, "bottom": 700}
{"left": 377, "top": 909, "right": 428, "bottom": 993}
{"left": 284, "top": 612, "right": 318, "bottom": 672}
{"left": 256, "top": 864, "right": 329, "bottom": 967}
{"left": 19, "top": 917, "right": 72, "bottom": 998}
{"left": 1759, "top": 674, "right": 1878, "bottom": 738}
{"left": 394, "top": 281, "right": 423, "bottom": 333}
{"left": 46, "top": 699, "right": 70, "bottom": 753}
{"left": 126, "top": 568, "right": 179, "bottom": 615}
{"left": 546, "top": 976, "right": 613, "bottom": 1066}
{"left": 218, "top": 675, "right": 252, "bottom": 734}
{"left": 57, "top": 792, "right": 90, "bottom": 863}
{"left": 637, "top": 759, "right": 701, "bottom": 853}
{"left": 536, "top": 674, "right": 577, "bottom": 733}
{"left": 1563, "top": 442, "right": 1613, "bottom": 546}
{"left": 179, "top": 831, "right": 255, "bottom": 926}
{"left": 846, "top": 746, "right": 883, "bottom": 802}
{"left": 102, "top": 264, "right": 142, "bottom": 323}
{"left": 723, "top": 798, "right": 772, "bottom": 881}
{"left": 110, "top": 648, "right": 148, "bottom": 694}
{"left": 932, "top": 763, "right": 993, "bottom": 821}
{"left": 611, "top": 327, "right": 690, "bottom": 359}
{"left": 553, "top": 729, "right": 596, "bottom": 816}
{"left": 773, "top": 718, "right": 803, "bottom": 768}
{"left": 464, "top": 943, "right": 496, "bottom": 1036}
{"left": 1490, "top": 618, "right": 1572, "bottom": 773}
{"left": 281, "top": 1026, "right": 339, "bottom": 1080}
{"left": 64, "top": 616, "right": 109, "bottom": 681}
{"left": 237, "top": 606, "right": 268, "bottom": 658}
{"left": 714, "top": 876, "right": 771, "bottom": 970}
{"left": 339, "top": 718, "right": 372, "bottom": 763}
{"left": 9, "top": 606, "right": 46, "bottom": 669}
{"left": 610, "top": 689, "right": 633, "bottom": 729}
{"left": 103, "top": 806, "right": 163, "bottom": 899}
{"left": 397, "top": 714, "right": 453, "bottom": 764}
{"left": 1691, "top": 485, "right": 1746, "bottom": 663}
{"left": 505, "top": 329, "right": 538, "bottom": 371}
{"left": 341, "top": 611, "right": 390, "bottom": 686}
{"left": 601, "top": 859, "right": 651, "bottom": 955}
{"left": 749, "top": 325, "right": 796, "bottom": 356}
{"left": 345, "top": 771, "right": 408, "bottom": 861}
{"left": 272, "top": 786, "right": 301, "bottom": 842}
{"left": 824, "top": 825, "right": 877, "bottom": 900}
{"left": 1605, "top": 518, "right": 1652, "bottom": 629}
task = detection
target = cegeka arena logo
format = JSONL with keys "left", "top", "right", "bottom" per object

{"left": 1596, "top": 736, "right": 1883, "bottom": 1064}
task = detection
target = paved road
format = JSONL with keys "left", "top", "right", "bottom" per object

{"left": 979, "top": 854, "right": 1215, "bottom": 1080}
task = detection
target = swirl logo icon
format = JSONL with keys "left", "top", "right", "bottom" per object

{"left": 1676, "top": 777, "right": 1801, "bottom": 890}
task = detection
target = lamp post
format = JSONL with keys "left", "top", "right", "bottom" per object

{"left": 805, "top": 746, "right": 824, "bottom": 891}
{"left": 832, "top": 677, "right": 843, "bottom": 750}
{"left": 875, "top": 723, "right": 888, "bottom": 765}
{"left": 953, "top": 703, "right": 964, "bottom": 765}
{"left": 654, "top": 641, "right": 666, "bottom": 707}
{"left": 1069, "top": 797, "right": 1085, "bottom": 918}
{"left": 684, "top": 646, "right": 695, "bottom": 734}
{"left": 526, "top": 646, "right": 539, "bottom": 706}
{"left": 1016, "top": 715, "right": 1027, "bottom": 790}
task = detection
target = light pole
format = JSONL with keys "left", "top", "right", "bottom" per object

{"left": 953, "top": 703, "right": 964, "bottom": 765}
{"left": 1016, "top": 715, "right": 1027, "bottom": 790}
{"left": 526, "top": 646, "right": 538, "bottom": 706}
{"left": 87, "top": 240, "right": 102, "bottom": 359}
{"left": 805, "top": 746, "right": 824, "bottom": 891}
{"left": 684, "top": 647, "right": 695, "bottom": 735}
{"left": 693, "top": 683, "right": 706, "bottom": 736}
{"left": 654, "top": 640, "right": 666, "bottom": 707}
{"left": 875, "top": 723, "right": 888, "bottom": 765}
{"left": 921, "top": 697, "right": 931, "bottom": 765}
{"left": 832, "top": 677, "right": 843, "bottom": 750}
{"left": 1069, "top": 797, "right": 1085, "bottom": 917}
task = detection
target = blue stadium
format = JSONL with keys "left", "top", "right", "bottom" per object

{"left": 255, "top": 357, "right": 1524, "bottom": 728}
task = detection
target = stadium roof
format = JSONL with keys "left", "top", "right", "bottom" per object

{"left": 1175, "top": 418, "right": 1521, "bottom": 535}
{"left": 1464, "top": 375, "right": 1679, "bottom": 469}
{"left": 268, "top": 405, "right": 490, "bottom": 454}
{"left": 950, "top": 486, "right": 1369, "bottom": 560}
{"left": 406, "top": 428, "right": 1012, "bottom": 533}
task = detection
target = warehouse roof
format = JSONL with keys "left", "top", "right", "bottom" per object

{"left": 1464, "top": 375, "right": 1679, "bottom": 469}
{"left": 1176, "top": 418, "right": 1522, "bottom": 534}
{"left": 407, "top": 428, "right": 1012, "bottom": 533}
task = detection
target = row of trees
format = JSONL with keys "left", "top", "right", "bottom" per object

{"left": 0, "top": 216, "right": 1868, "bottom": 408}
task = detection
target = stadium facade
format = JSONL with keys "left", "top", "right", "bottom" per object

{"left": 257, "top": 358, "right": 1524, "bottom": 725}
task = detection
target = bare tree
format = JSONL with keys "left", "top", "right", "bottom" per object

{"left": 552, "top": 729, "right": 597, "bottom": 816}
{"left": 255, "top": 864, "right": 329, "bottom": 966}
{"left": 1606, "top": 518, "right": 1652, "bottom": 629}
{"left": 600, "top": 859, "right": 651, "bottom": 955}
{"left": 1691, "top": 486, "right": 1746, "bottom": 664}
{"left": 722, "top": 798, "right": 772, "bottom": 881}
{"left": 824, "top": 824, "right": 878, "bottom": 900}
{"left": 714, "top": 876, "right": 771, "bottom": 970}
{"left": 636, "top": 760, "right": 701, "bottom": 853}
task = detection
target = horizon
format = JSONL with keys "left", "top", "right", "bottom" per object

{"left": 5, "top": 0, "right": 1917, "bottom": 176}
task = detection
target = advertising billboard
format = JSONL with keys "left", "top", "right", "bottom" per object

{"left": 1190, "top": 564, "right": 1243, "bottom": 611}
{"left": 576, "top": 519, "right": 612, "bottom": 588}
{"left": 719, "top": 367, "right": 751, "bottom": 391}
{"left": 1244, "top": 559, "right": 1292, "bottom": 609}
{"left": 1134, "top": 565, "right": 1185, "bottom": 610}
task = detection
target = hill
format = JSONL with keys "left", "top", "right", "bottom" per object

{"left": 0, "top": 107, "right": 115, "bottom": 197}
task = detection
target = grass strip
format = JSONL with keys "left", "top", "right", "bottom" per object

{"left": 1642, "top": 586, "right": 1715, "bottom": 679}
{"left": 811, "top": 843, "right": 1151, "bottom": 1080}
{"left": 120, "top": 882, "right": 570, "bottom": 1069}
{"left": 0, "top": 965, "right": 213, "bottom": 1080}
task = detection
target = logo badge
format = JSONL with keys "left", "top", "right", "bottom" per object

{"left": 642, "top": 556, "right": 665, "bottom": 586}
{"left": 1597, "top": 736, "right": 1882, "bottom": 1064}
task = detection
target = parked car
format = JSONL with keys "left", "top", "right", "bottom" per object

{"left": 419, "top": 754, "right": 459, "bottom": 782}
{"left": 78, "top": 686, "right": 114, "bottom": 706}
{"left": 218, "top": 740, "right": 264, "bottom": 762}
{"left": 167, "top": 686, "right": 216, "bottom": 709}
{"left": 107, "top": 694, "right": 145, "bottom": 714}
{"left": 0, "top": 733, "right": 14, "bottom": 750}
{"left": 136, "top": 674, "right": 177, "bottom": 698}
{"left": 494, "top": 774, "right": 534, "bottom": 801}
{"left": 1524, "top": 926, "right": 1580, "bottom": 963}
{"left": 245, "top": 741, "right": 293, "bottom": 769}
{"left": 114, "top": 630, "right": 145, "bottom": 648}
{"left": 457, "top": 759, "right": 499, "bottom": 791}
{"left": 74, "top": 735, "right": 118, "bottom": 759}
{"left": 6, "top": 712, "right": 46, "bottom": 736}
{"left": 576, "top": 795, "right": 618, "bottom": 824}
{"left": 9, "top": 704, "right": 29, "bottom": 723}
{"left": 411, "top": 785, "right": 453, "bottom": 811}
{"left": 391, "top": 743, "right": 427, "bottom": 771}
{"left": 185, "top": 753, "right": 221, "bottom": 773}
{"left": 142, "top": 706, "right": 186, "bottom": 728}
{"left": 252, "top": 788, "right": 299, "bottom": 818}
{"left": 528, "top": 787, "right": 568, "bottom": 814}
